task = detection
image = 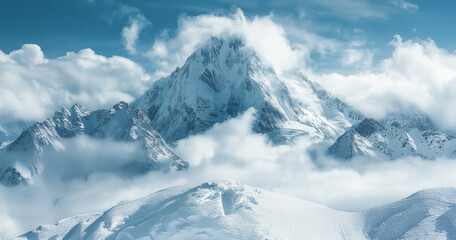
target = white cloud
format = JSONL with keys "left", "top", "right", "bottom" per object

{"left": 341, "top": 48, "right": 373, "bottom": 67}
{"left": 9, "top": 44, "right": 47, "bottom": 65}
{"left": 146, "top": 9, "right": 309, "bottom": 76}
{"left": 2, "top": 109, "right": 456, "bottom": 238}
{"left": 313, "top": 35, "right": 456, "bottom": 129}
{"left": 121, "top": 6, "right": 150, "bottom": 55}
{"left": 393, "top": 0, "right": 419, "bottom": 11}
{"left": 0, "top": 44, "right": 152, "bottom": 123}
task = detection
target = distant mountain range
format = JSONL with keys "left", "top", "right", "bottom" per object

{"left": 329, "top": 113, "right": 456, "bottom": 159}
{"left": 19, "top": 180, "right": 456, "bottom": 240}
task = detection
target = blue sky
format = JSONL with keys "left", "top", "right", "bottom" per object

{"left": 1, "top": 0, "right": 455, "bottom": 72}
{"left": 2, "top": 0, "right": 456, "bottom": 128}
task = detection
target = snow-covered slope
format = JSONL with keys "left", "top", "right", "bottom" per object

{"left": 0, "top": 102, "right": 187, "bottom": 185}
{"left": 17, "top": 181, "right": 456, "bottom": 240}
{"left": 328, "top": 113, "right": 456, "bottom": 159}
{"left": 0, "top": 121, "right": 32, "bottom": 148}
{"left": 0, "top": 167, "right": 28, "bottom": 187}
{"left": 364, "top": 188, "right": 456, "bottom": 240}
{"left": 18, "top": 180, "right": 365, "bottom": 240}
{"left": 20, "top": 213, "right": 101, "bottom": 240}
{"left": 132, "top": 36, "right": 363, "bottom": 144}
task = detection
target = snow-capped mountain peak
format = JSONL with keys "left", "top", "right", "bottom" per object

{"left": 132, "top": 36, "right": 363, "bottom": 144}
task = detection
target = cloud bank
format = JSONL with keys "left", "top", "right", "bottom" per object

{"left": 314, "top": 35, "right": 456, "bottom": 130}
{"left": 0, "top": 45, "right": 151, "bottom": 123}
{"left": 2, "top": 110, "right": 456, "bottom": 238}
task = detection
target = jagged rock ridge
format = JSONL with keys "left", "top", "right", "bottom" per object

{"left": 0, "top": 102, "right": 188, "bottom": 185}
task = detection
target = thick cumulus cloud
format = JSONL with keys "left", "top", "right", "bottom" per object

{"left": 314, "top": 35, "right": 456, "bottom": 130}
{"left": 147, "top": 9, "right": 313, "bottom": 76}
{"left": 3, "top": 110, "right": 456, "bottom": 238}
{"left": 0, "top": 45, "right": 151, "bottom": 123}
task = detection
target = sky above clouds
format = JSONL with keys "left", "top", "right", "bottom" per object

{"left": 1, "top": 0, "right": 455, "bottom": 66}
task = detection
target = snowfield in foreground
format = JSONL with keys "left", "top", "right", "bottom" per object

{"left": 17, "top": 181, "right": 456, "bottom": 240}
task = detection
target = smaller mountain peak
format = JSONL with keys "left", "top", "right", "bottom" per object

{"left": 0, "top": 167, "right": 28, "bottom": 187}
{"left": 354, "top": 118, "right": 384, "bottom": 137}
{"left": 385, "top": 110, "right": 436, "bottom": 131}
{"left": 71, "top": 103, "right": 84, "bottom": 110}
{"left": 70, "top": 103, "right": 89, "bottom": 117}
{"left": 55, "top": 106, "right": 71, "bottom": 116}
{"left": 113, "top": 101, "right": 129, "bottom": 110}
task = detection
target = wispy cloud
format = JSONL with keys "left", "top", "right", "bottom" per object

{"left": 392, "top": 0, "right": 419, "bottom": 11}
{"left": 121, "top": 6, "right": 151, "bottom": 55}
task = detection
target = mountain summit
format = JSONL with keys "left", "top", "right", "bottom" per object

{"left": 132, "top": 36, "right": 363, "bottom": 143}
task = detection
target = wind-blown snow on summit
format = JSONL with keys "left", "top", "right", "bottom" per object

{"left": 132, "top": 36, "right": 363, "bottom": 144}
{"left": 18, "top": 181, "right": 456, "bottom": 240}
